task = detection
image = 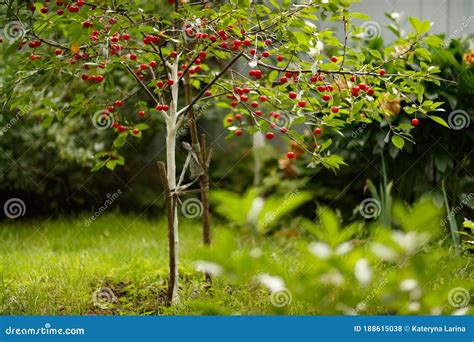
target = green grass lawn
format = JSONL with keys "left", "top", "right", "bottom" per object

{"left": 0, "top": 214, "right": 272, "bottom": 315}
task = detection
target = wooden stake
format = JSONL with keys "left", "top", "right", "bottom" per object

{"left": 157, "top": 161, "right": 179, "bottom": 305}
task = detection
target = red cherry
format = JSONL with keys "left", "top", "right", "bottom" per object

{"left": 240, "top": 95, "right": 248, "bottom": 101}
{"left": 115, "top": 100, "right": 123, "bottom": 107}
{"left": 54, "top": 49, "right": 62, "bottom": 55}
{"left": 411, "top": 118, "right": 419, "bottom": 126}
{"left": 280, "top": 77, "right": 288, "bottom": 84}
{"left": 199, "top": 51, "right": 207, "bottom": 59}
{"left": 81, "top": 74, "right": 89, "bottom": 80}
{"left": 367, "top": 88, "right": 375, "bottom": 95}
{"left": 68, "top": 5, "right": 79, "bottom": 12}
{"left": 167, "top": 79, "right": 174, "bottom": 86}
{"left": 210, "top": 35, "right": 217, "bottom": 42}
{"left": 331, "top": 106, "right": 339, "bottom": 113}
{"left": 140, "top": 63, "right": 148, "bottom": 70}
{"left": 277, "top": 55, "right": 284, "bottom": 62}
{"left": 255, "top": 110, "right": 262, "bottom": 116}
{"left": 259, "top": 95, "right": 267, "bottom": 102}
{"left": 162, "top": 105, "right": 169, "bottom": 111}
{"left": 262, "top": 51, "right": 270, "bottom": 58}
{"left": 117, "top": 125, "right": 125, "bottom": 133}
{"left": 358, "top": 83, "right": 367, "bottom": 91}
{"left": 318, "top": 75, "right": 326, "bottom": 81}
{"left": 57, "top": 9, "right": 64, "bottom": 15}
{"left": 251, "top": 101, "right": 259, "bottom": 108}
{"left": 149, "top": 61, "right": 157, "bottom": 68}
{"left": 264, "top": 39, "right": 272, "bottom": 46}
{"left": 138, "top": 111, "right": 145, "bottom": 117}
{"left": 230, "top": 101, "right": 238, "bottom": 107}
{"left": 249, "top": 48, "right": 257, "bottom": 55}
{"left": 40, "top": 7, "right": 48, "bottom": 14}
{"left": 234, "top": 114, "right": 242, "bottom": 121}
{"left": 170, "top": 51, "right": 178, "bottom": 58}
{"left": 156, "top": 104, "right": 163, "bottom": 111}
{"left": 310, "top": 75, "right": 318, "bottom": 83}
{"left": 287, "top": 151, "right": 296, "bottom": 159}
{"left": 318, "top": 85, "right": 326, "bottom": 92}
{"left": 322, "top": 94, "right": 331, "bottom": 102}
{"left": 227, "top": 117, "right": 234, "bottom": 123}
{"left": 130, "top": 54, "right": 137, "bottom": 60}
{"left": 243, "top": 38, "right": 251, "bottom": 46}
{"left": 330, "top": 56, "right": 338, "bottom": 63}
{"left": 122, "top": 33, "right": 130, "bottom": 40}
{"left": 298, "top": 101, "right": 306, "bottom": 107}
{"left": 289, "top": 91, "right": 297, "bottom": 100}
{"left": 235, "top": 129, "right": 242, "bottom": 136}
{"left": 156, "top": 81, "right": 164, "bottom": 88}
{"left": 132, "top": 129, "right": 140, "bottom": 135}
{"left": 265, "top": 132, "right": 275, "bottom": 140}
{"left": 280, "top": 127, "right": 288, "bottom": 133}
{"left": 314, "top": 127, "right": 322, "bottom": 135}
{"left": 205, "top": 90, "right": 212, "bottom": 97}
{"left": 379, "top": 69, "right": 385, "bottom": 76}
{"left": 83, "top": 21, "right": 92, "bottom": 28}
{"left": 350, "top": 75, "right": 356, "bottom": 82}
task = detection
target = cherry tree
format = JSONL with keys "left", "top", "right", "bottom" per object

{"left": 1, "top": 0, "right": 452, "bottom": 305}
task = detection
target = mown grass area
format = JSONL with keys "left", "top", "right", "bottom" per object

{"left": 0, "top": 214, "right": 274, "bottom": 315}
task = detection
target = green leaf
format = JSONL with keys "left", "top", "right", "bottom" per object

{"left": 106, "top": 160, "right": 117, "bottom": 170}
{"left": 391, "top": 135, "right": 405, "bottom": 150}
{"left": 113, "top": 132, "right": 128, "bottom": 148}
{"left": 428, "top": 115, "right": 449, "bottom": 128}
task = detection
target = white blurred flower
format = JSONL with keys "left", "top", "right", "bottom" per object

{"left": 256, "top": 273, "right": 285, "bottom": 292}
{"left": 400, "top": 279, "right": 418, "bottom": 292}
{"left": 392, "top": 231, "right": 430, "bottom": 253}
{"left": 309, "top": 242, "right": 332, "bottom": 259}
{"left": 371, "top": 243, "right": 399, "bottom": 262}
{"left": 250, "top": 247, "right": 263, "bottom": 258}
{"left": 354, "top": 258, "right": 372, "bottom": 286}
{"left": 452, "top": 307, "right": 470, "bottom": 316}
{"left": 336, "top": 241, "right": 353, "bottom": 255}
{"left": 407, "top": 301, "right": 421, "bottom": 312}
{"left": 320, "top": 269, "right": 344, "bottom": 285}
{"left": 195, "top": 261, "right": 222, "bottom": 276}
